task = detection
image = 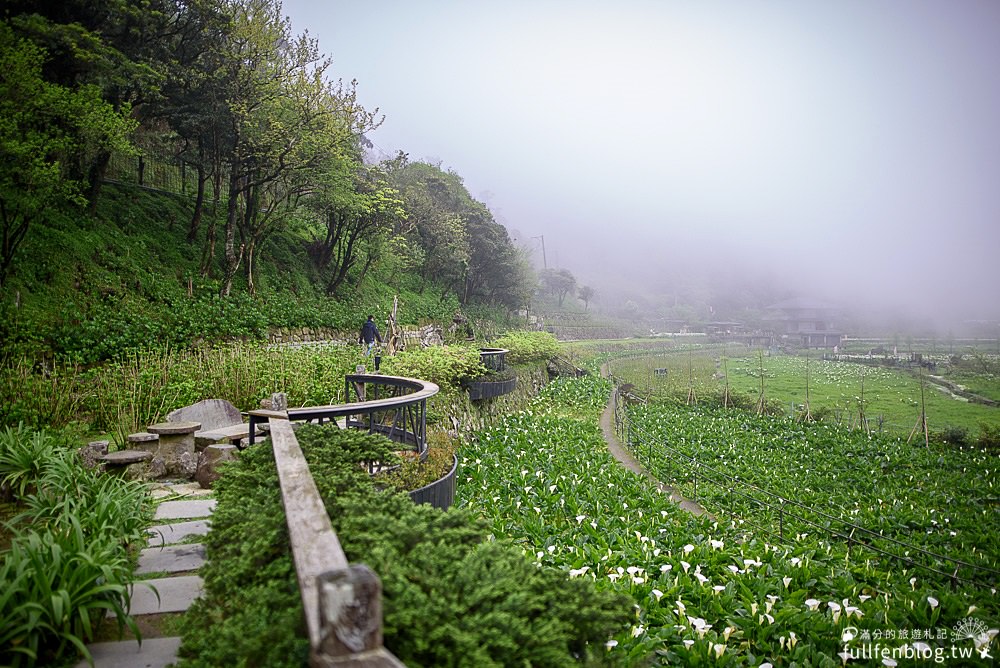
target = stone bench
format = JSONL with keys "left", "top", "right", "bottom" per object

{"left": 194, "top": 422, "right": 266, "bottom": 450}
{"left": 127, "top": 432, "right": 160, "bottom": 453}
{"left": 101, "top": 449, "right": 153, "bottom": 476}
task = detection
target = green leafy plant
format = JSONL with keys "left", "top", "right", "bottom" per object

{"left": 1, "top": 519, "right": 139, "bottom": 666}
{"left": 0, "top": 425, "right": 55, "bottom": 498}
{"left": 0, "top": 427, "right": 150, "bottom": 668}
{"left": 494, "top": 331, "right": 560, "bottom": 364}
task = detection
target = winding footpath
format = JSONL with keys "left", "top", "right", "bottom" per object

{"left": 598, "top": 363, "right": 710, "bottom": 518}
{"left": 77, "top": 484, "right": 215, "bottom": 668}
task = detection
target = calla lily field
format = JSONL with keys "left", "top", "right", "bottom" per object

{"left": 457, "top": 357, "right": 999, "bottom": 665}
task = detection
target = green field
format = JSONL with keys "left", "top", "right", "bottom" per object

{"left": 608, "top": 348, "right": 1000, "bottom": 437}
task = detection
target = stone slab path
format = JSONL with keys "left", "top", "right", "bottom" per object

{"left": 125, "top": 575, "right": 205, "bottom": 615}
{"left": 83, "top": 637, "right": 183, "bottom": 668}
{"left": 147, "top": 520, "right": 211, "bottom": 546}
{"left": 77, "top": 493, "right": 213, "bottom": 668}
{"left": 136, "top": 545, "right": 207, "bottom": 576}
{"left": 153, "top": 498, "right": 216, "bottom": 520}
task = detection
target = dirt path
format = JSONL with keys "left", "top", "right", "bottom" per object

{"left": 598, "top": 364, "right": 710, "bottom": 518}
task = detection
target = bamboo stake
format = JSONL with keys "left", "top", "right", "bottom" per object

{"left": 755, "top": 350, "right": 766, "bottom": 416}
{"left": 722, "top": 357, "right": 731, "bottom": 409}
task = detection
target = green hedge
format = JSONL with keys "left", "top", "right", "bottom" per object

{"left": 494, "top": 331, "right": 560, "bottom": 364}
{"left": 177, "top": 425, "right": 630, "bottom": 667}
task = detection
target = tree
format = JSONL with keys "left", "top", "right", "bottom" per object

{"left": 152, "top": 0, "right": 233, "bottom": 250}
{"left": 0, "top": 22, "right": 135, "bottom": 286}
{"left": 462, "top": 207, "right": 535, "bottom": 309}
{"left": 216, "top": 0, "right": 380, "bottom": 296}
{"left": 387, "top": 160, "right": 534, "bottom": 307}
{"left": 541, "top": 268, "right": 577, "bottom": 307}
{"left": 308, "top": 163, "right": 405, "bottom": 296}
{"left": 578, "top": 285, "right": 595, "bottom": 311}
{"left": 388, "top": 162, "right": 470, "bottom": 297}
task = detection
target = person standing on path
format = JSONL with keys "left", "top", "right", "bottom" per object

{"left": 359, "top": 314, "right": 382, "bottom": 356}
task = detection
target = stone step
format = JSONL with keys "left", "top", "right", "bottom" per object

{"left": 137, "top": 543, "right": 206, "bottom": 575}
{"left": 76, "top": 636, "right": 182, "bottom": 668}
{"left": 149, "top": 481, "right": 214, "bottom": 500}
{"left": 119, "top": 575, "right": 204, "bottom": 616}
{"left": 153, "top": 498, "right": 216, "bottom": 521}
{"left": 146, "top": 519, "right": 211, "bottom": 546}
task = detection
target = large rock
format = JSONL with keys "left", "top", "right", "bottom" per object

{"left": 195, "top": 444, "right": 239, "bottom": 489}
{"left": 167, "top": 399, "right": 242, "bottom": 432}
{"left": 147, "top": 456, "right": 168, "bottom": 480}
{"left": 178, "top": 451, "right": 199, "bottom": 479}
{"left": 78, "top": 440, "right": 109, "bottom": 469}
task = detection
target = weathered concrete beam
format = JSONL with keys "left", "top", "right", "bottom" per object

{"left": 269, "top": 418, "right": 403, "bottom": 667}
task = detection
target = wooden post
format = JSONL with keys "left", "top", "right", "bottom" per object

{"left": 269, "top": 418, "right": 403, "bottom": 667}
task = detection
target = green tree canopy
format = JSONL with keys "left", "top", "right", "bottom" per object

{"left": 541, "top": 268, "right": 577, "bottom": 307}
{"left": 0, "top": 21, "right": 135, "bottom": 286}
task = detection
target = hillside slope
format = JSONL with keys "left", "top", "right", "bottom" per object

{"left": 1, "top": 182, "right": 478, "bottom": 362}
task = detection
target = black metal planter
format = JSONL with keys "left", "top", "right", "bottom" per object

{"left": 466, "top": 376, "right": 517, "bottom": 401}
{"left": 408, "top": 454, "right": 458, "bottom": 510}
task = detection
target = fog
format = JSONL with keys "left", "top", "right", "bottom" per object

{"left": 282, "top": 0, "right": 1000, "bottom": 332}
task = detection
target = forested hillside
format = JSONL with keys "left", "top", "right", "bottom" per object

{"left": 0, "top": 0, "right": 535, "bottom": 361}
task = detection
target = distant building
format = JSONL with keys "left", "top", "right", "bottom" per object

{"left": 704, "top": 321, "right": 745, "bottom": 335}
{"left": 765, "top": 297, "right": 842, "bottom": 348}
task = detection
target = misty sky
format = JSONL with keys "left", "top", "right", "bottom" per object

{"left": 281, "top": 0, "right": 1000, "bottom": 322}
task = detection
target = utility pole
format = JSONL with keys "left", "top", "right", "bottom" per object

{"left": 532, "top": 235, "right": 547, "bottom": 269}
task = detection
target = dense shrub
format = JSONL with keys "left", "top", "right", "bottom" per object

{"left": 494, "top": 331, "right": 559, "bottom": 364}
{"left": 178, "top": 425, "right": 630, "bottom": 667}
{"left": 382, "top": 344, "right": 485, "bottom": 388}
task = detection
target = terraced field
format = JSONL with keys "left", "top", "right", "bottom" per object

{"left": 457, "top": 373, "right": 999, "bottom": 665}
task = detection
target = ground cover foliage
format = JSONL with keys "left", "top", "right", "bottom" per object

{"left": 0, "top": 425, "right": 151, "bottom": 667}
{"left": 457, "top": 373, "right": 999, "bottom": 665}
{"left": 178, "top": 424, "right": 630, "bottom": 667}
{"left": 1, "top": 181, "right": 474, "bottom": 364}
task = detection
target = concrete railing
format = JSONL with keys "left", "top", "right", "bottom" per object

{"left": 270, "top": 418, "right": 404, "bottom": 666}
{"left": 255, "top": 375, "right": 442, "bottom": 666}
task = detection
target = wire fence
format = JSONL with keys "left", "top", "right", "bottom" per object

{"left": 605, "top": 348, "right": 929, "bottom": 438}
{"left": 106, "top": 151, "right": 228, "bottom": 202}
{"left": 608, "top": 376, "right": 1000, "bottom": 590}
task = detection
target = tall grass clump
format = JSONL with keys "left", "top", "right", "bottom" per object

{"left": 0, "top": 342, "right": 366, "bottom": 445}
{"left": 0, "top": 427, "right": 150, "bottom": 667}
{"left": 0, "top": 357, "right": 86, "bottom": 431}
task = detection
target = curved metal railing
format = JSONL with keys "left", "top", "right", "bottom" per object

{"left": 248, "top": 374, "right": 439, "bottom": 458}
{"left": 479, "top": 348, "right": 508, "bottom": 372}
